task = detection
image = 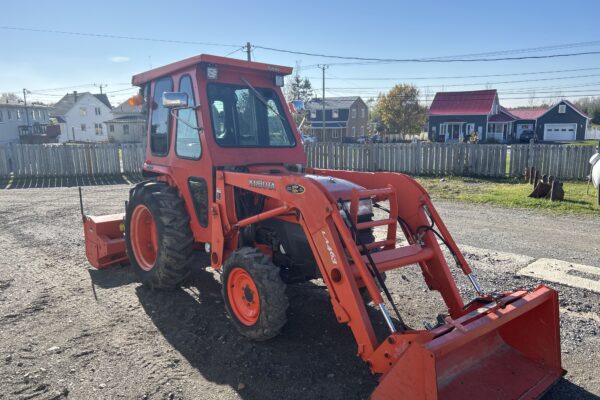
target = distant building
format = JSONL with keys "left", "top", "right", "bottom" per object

{"left": 428, "top": 89, "right": 590, "bottom": 143}
{"left": 306, "top": 96, "right": 368, "bottom": 142}
{"left": 51, "top": 92, "right": 113, "bottom": 143}
{"left": 105, "top": 100, "right": 146, "bottom": 143}
{"left": 0, "top": 101, "right": 55, "bottom": 144}
{"left": 510, "top": 100, "right": 589, "bottom": 141}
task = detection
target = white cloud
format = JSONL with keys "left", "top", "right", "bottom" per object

{"left": 110, "top": 56, "right": 131, "bottom": 63}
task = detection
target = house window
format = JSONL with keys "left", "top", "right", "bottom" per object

{"left": 7, "top": 110, "right": 11, "bottom": 120}
{"left": 16, "top": 109, "right": 21, "bottom": 119}
{"left": 123, "top": 124, "right": 129, "bottom": 135}
{"left": 352, "top": 126, "right": 356, "bottom": 136}
{"left": 351, "top": 109, "right": 356, "bottom": 119}
{"left": 558, "top": 104, "right": 566, "bottom": 114}
{"left": 94, "top": 123, "right": 103, "bottom": 135}
{"left": 30, "top": 110, "right": 35, "bottom": 120}
{"left": 81, "top": 124, "right": 86, "bottom": 131}
{"left": 360, "top": 126, "right": 365, "bottom": 135}
{"left": 80, "top": 107, "right": 87, "bottom": 116}
{"left": 109, "top": 124, "right": 115, "bottom": 132}
{"left": 310, "top": 110, "right": 317, "bottom": 119}
{"left": 332, "top": 130, "right": 339, "bottom": 139}
{"left": 95, "top": 107, "right": 101, "bottom": 116}
{"left": 0, "top": 110, "right": 3, "bottom": 122}
{"left": 361, "top": 108, "right": 365, "bottom": 118}
{"left": 332, "top": 109, "right": 339, "bottom": 118}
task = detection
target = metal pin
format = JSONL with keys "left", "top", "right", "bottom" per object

{"left": 467, "top": 273, "right": 484, "bottom": 296}
{"left": 379, "top": 303, "right": 397, "bottom": 333}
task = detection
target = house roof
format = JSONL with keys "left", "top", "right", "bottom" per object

{"left": 306, "top": 96, "right": 361, "bottom": 111}
{"left": 489, "top": 113, "right": 516, "bottom": 122}
{"left": 562, "top": 100, "right": 590, "bottom": 119}
{"left": 50, "top": 92, "right": 112, "bottom": 116}
{"left": 429, "top": 89, "right": 497, "bottom": 116}
{"left": 507, "top": 108, "right": 548, "bottom": 120}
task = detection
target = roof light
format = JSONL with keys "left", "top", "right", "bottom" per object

{"left": 206, "top": 65, "right": 218, "bottom": 80}
{"left": 274, "top": 74, "right": 284, "bottom": 87}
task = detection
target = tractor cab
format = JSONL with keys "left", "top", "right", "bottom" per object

{"left": 131, "top": 54, "right": 306, "bottom": 170}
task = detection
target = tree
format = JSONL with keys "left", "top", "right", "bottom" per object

{"left": 285, "top": 75, "right": 314, "bottom": 104}
{"left": 373, "top": 84, "right": 426, "bottom": 136}
{"left": 0, "top": 92, "right": 20, "bottom": 103}
{"left": 285, "top": 75, "right": 314, "bottom": 132}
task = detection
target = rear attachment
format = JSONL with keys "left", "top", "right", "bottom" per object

{"left": 80, "top": 187, "right": 128, "bottom": 269}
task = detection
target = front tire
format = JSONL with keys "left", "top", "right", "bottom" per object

{"left": 222, "top": 247, "right": 288, "bottom": 341}
{"left": 125, "top": 182, "right": 193, "bottom": 289}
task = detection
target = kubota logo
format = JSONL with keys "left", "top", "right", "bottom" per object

{"left": 248, "top": 179, "right": 275, "bottom": 190}
{"left": 321, "top": 231, "right": 338, "bottom": 265}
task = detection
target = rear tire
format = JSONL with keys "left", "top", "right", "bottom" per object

{"left": 222, "top": 247, "right": 288, "bottom": 341}
{"left": 125, "top": 182, "right": 193, "bottom": 289}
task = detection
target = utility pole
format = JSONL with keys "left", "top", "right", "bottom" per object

{"left": 23, "top": 88, "right": 30, "bottom": 131}
{"left": 318, "top": 64, "right": 329, "bottom": 141}
{"left": 246, "top": 42, "right": 252, "bottom": 62}
{"left": 94, "top": 83, "right": 108, "bottom": 94}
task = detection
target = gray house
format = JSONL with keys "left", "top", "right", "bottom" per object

{"left": 428, "top": 90, "right": 515, "bottom": 142}
{"left": 0, "top": 101, "right": 55, "bottom": 144}
{"left": 534, "top": 100, "right": 589, "bottom": 141}
{"left": 306, "top": 96, "right": 368, "bottom": 142}
{"left": 105, "top": 100, "right": 146, "bottom": 143}
{"left": 429, "top": 90, "right": 590, "bottom": 143}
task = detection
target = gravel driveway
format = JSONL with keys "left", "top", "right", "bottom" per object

{"left": 0, "top": 185, "right": 598, "bottom": 399}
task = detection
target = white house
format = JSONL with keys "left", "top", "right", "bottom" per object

{"left": 51, "top": 92, "right": 113, "bottom": 143}
{"left": 0, "top": 102, "right": 52, "bottom": 144}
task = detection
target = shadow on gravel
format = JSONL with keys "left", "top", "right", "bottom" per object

{"left": 544, "top": 379, "right": 600, "bottom": 400}
{"left": 132, "top": 259, "right": 591, "bottom": 400}
{"left": 135, "top": 265, "right": 380, "bottom": 400}
{"left": 3, "top": 174, "right": 144, "bottom": 189}
{"left": 88, "top": 264, "right": 137, "bottom": 289}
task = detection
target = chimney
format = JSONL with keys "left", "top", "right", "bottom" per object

{"left": 73, "top": 91, "right": 78, "bottom": 101}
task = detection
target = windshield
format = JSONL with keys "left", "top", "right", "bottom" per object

{"left": 207, "top": 83, "right": 296, "bottom": 147}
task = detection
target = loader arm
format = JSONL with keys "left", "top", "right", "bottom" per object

{"left": 211, "top": 169, "right": 563, "bottom": 399}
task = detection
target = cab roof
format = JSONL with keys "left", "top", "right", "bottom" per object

{"left": 131, "top": 54, "right": 293, "bottom": 86}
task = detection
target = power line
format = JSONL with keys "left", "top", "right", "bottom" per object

{"left": 0, "top": 26, "right": 241, "bottom": 48}
{"left": 261, "top": 47, "right": 600, "bottom": 64}
{"left": 306, "top": 66, "right": 600, "bottom": 81}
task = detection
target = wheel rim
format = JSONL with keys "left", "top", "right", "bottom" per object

{"left": 227, "top": 267, "right": 260, "bottom": 326}
{"left": 130, "top": 204, "right": 158, "bottom": 271}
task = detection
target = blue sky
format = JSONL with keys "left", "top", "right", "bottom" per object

{"left": 2, "top": 0, "right": 600, "bottom": 107}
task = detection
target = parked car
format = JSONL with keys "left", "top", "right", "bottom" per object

{"left": 301, "top": 135, "right": 317, "bottom": 144}
{"left": 356, "top": 135, "right": 368, "bottom": 144}
{"left": 519, "top": 130, "right": 538, "bottom": 143}
{"left": 371, "top": 134, "right": 383, "bottom": 143}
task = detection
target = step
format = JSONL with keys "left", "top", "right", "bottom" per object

{"left": 350, "top": 244, "right": 434, "bottom": 279}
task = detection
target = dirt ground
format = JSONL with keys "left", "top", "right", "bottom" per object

{"left": 0, "top": 184, "right": 599, "bottom": 400}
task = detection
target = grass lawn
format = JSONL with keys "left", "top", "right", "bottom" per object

{"left": 416, "top": 176, "right": 600, "bottom": 215}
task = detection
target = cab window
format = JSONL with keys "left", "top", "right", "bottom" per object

{"left": 150, "top": 77, "right": 173, "bottom": 155}
{"left": 207, "top": 83, "right": 295, "bottom": 148}
{"left": 175, "top": 75, "right": 201, "bottom": 159}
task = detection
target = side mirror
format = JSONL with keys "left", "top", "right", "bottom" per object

{"left": 162, "top": 92, "right": 188, "bottom": 108}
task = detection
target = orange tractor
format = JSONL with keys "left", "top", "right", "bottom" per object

{"left": 82, "top": 54, "right": 563, "bottom": 399}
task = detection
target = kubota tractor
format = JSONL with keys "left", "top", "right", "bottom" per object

{"left": 82, "top": 54, "right": 564, "bottom": 399}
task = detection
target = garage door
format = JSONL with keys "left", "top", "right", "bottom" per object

{"left": 544, "top": 123, "right": 576, "bottom": 141}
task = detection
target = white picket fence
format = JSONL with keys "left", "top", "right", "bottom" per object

{"left": 122, "top": 143, "right": 146, "bottom": 174}
{"left": 586, "top": 127, "right": 600, "bottom": 140}
{"left": 305, "top": 142, "right": 597, "bottom": 180}
{"left": 0, "top": 142, "right": 595, "bottom": 181}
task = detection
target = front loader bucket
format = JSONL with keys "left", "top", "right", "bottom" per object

{"left": 371, "top": 285, "right": 563, "bottom": 400}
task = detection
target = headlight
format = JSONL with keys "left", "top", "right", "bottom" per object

{"left": 340, "top": 198, "right": 373, "bottom": 217}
